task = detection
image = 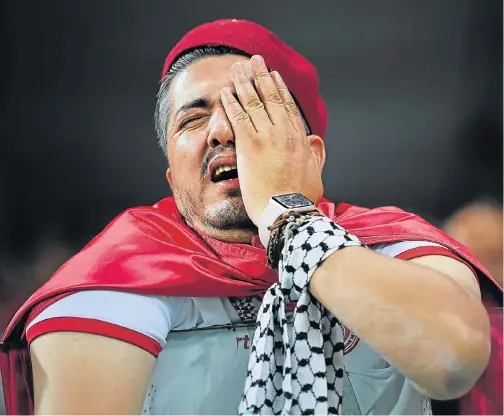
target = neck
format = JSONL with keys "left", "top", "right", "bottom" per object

{"left": 185, "top": 219, "right": 257, "bottom": 244}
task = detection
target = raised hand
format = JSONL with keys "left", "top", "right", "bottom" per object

{"left": 221, "top": 55, "right": 325, "bottom": 225}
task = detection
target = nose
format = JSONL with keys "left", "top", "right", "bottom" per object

{"left": 207, "top": 107, "right": 235, "bottom": 148}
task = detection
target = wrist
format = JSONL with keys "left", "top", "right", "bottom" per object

{"left": 276, "top": 215, "right": 364, "bottom": 302}
{"left": 258, "top": 193, "right": 317, "bottom": 248}
{"left": 266, "top": 210, "right": 323, "bottom": 270}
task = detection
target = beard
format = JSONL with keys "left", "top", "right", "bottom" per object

{"left": 174, "top": 143, "right": 256, "bottom": 235}
{"left": 203, "top": 188, "right": 256, "bottom": 230}
{"left": 174, "top": 185, "right": 256, "bottom": 233}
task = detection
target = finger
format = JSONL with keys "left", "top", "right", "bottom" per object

{"left": 250, "top": 55, "right": 288, "bottom": 125}
{"left": 226, "top": 64, "right": 252, "bottom": 92}
{"left": 220, "top": 86, "right": 257, "bottom": 134}
{"left": 270, "top": 71, "right": 306, "bottom": 134}
{"left": 231, "top": 62, "right": 271, "bottom": 130}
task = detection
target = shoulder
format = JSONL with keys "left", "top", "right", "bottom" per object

{"left": 335, "top": 204, "right": 477, "bottom": 262}
{"left": 371, "top": 240, "right": 479, "bottom": 289}
{"left": 26, "top": 290, "right": 233, "bottom": 357}
{"left": 371, "top": 240, "right": 455, "bottom": 261}
{"left": 86, "top": 198, "right": 180, "bottom": 242}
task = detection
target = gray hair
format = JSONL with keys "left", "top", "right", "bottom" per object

{"left": 154, "top": 45, "right": 311, "bottom": 156}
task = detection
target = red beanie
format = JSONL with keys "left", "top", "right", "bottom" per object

{"left": 162, "top": 19, "right": 328, "bottom": 139}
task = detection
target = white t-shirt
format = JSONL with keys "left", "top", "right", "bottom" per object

{"left": 25, "top": 241, "right": 473, "bottom": 415}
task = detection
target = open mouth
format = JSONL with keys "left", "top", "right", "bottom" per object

{"left": 211, "top": 165, "right": 238, "bottom": 182}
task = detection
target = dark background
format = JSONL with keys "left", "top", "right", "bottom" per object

{"left": 0, "top": 0, "right": 502, "bottom": 287}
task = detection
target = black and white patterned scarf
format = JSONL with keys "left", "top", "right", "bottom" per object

{"left": 239, "top": 216, "right": 363, "bottom": 415}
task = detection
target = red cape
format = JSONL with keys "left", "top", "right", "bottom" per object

{"left": 1, "top": 198, "right": 502, "bottom": 415}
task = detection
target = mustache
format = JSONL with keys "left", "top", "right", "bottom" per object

{"left": 200, "top": 146, "right": 236, "bottom": 179}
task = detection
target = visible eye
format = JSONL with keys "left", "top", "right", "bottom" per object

{"left": 179, "top": 115, "right": 204, "bottom": 130}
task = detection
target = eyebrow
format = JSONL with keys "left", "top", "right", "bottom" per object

{"left": 173, "top": 98, "right": 214, "bottom": 122}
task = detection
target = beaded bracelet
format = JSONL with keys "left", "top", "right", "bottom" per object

{"left": 266, "top": 209, "right": 322, "bottom": 270}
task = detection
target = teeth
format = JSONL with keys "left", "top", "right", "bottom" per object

{"left": 214, "top": 165, "right": 237, "bottom": 176}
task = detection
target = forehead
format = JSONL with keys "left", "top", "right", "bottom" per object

{"left": 170, "top": 54, "right": 249, "bottom": 113}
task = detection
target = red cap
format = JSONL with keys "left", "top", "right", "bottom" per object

{"left": 162, "top": 19, "right": 328, "bottom": 139}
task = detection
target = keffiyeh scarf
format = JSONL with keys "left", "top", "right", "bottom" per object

{"left": 239, "top": 216, "right": 363, "bottom": 415}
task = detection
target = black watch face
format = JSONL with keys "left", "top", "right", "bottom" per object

{"left": 273, "top": 193, "right": 314, "bottom": 209}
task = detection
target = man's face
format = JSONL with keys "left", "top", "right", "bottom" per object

{"left": 445, "top": 205, "right": 503, "bottom": 286}
{"left": 166, "top": 55, "right": 256, "bottom": 242}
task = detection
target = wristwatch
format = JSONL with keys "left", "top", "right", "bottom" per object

{"left": 258, "top": 193, "right": 317, "bottom": 247}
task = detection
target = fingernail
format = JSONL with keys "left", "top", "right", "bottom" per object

{"left": 252, "top": 55, "right": 265, "bottom": 66}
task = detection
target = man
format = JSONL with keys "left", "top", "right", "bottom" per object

{"left": 445, "top": 201, "right": 503, "bottom": 287}
{"left": 0, "top": 19, "right": 499, "bottom": 415}
{"left": 443, "top": 201, "right": 503, "bottom": 415}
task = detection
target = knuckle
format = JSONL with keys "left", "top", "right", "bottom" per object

{"left": 284, "top": 100, "right": 299, "bottom": 115}
{"left": 244, "top": 97, "right": 264, "bottom": 110}
{"left": 276, "top": 85, "right": 290, "bottom": 98}
{"left": 251, "top": 138, "right": 264, "bottom": 149}
{"left": 277, "top": 84, "right": 289, "bottom": 94}
{"left": 255, "top": 70, "right": 271, "bottom": 81}
{"left": 248, "top": 133, "right": 264, "bottom": 149}
{"left": 232, "top": 110, "right": 251, "bottom": 124}
{"left": 265, "top": 92, "right": 283, "bottom": 105}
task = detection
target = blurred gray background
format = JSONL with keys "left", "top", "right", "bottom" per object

{"left": 0, "top": 0, "right": 502, "bottom": 324}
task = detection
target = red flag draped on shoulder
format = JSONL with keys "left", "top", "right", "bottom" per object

{"left": 0, "top": 198, "right": 502, "bottom": 415}
{"left": 1, "top": 18, "right": 501, "bottom": 416}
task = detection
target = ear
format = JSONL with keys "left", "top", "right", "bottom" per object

{"left": 308, "top": 135, "right": 326, "bottom": 172}
{"left": 165, "top": 167, "right": 173, "bottom": 189}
